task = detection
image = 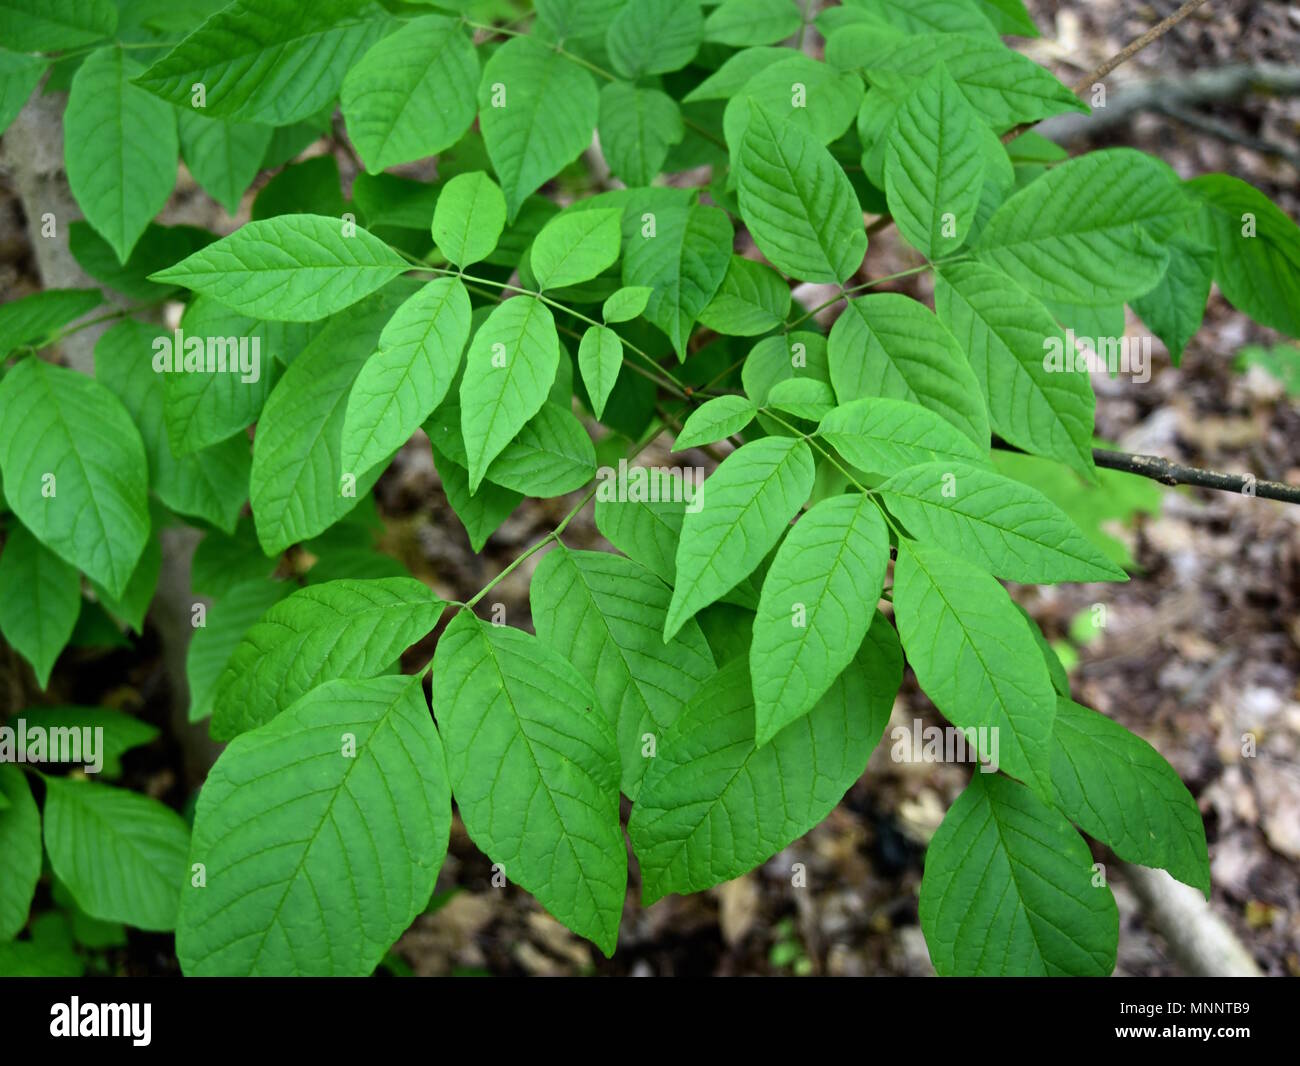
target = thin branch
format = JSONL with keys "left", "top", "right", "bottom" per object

{"left": 1002, "top": 0, "right": 1214, "bottom": 144}
{"left": 1071, "top": 0, "right": 1213, "bottom": 96}
{"left": 1092, "top": 448, "right": 1300, "bottom": 505}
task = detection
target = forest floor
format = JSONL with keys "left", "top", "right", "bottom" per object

{"left": 1, "top": 0, "right": 1296, "bottom": 977}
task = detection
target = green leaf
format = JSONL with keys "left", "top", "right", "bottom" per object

{"left": 704, "top": 0, "right": 801, "bottom": 45}
{"left": 0, "top": 0, "right": 116, "bottom": 51}
{"left": 751, "top": 494, "right": 889, "bottom": 744}
{"left": 0, "top": 912, "right": 83, "bottom": 976}
{"left": 742, "top": 331, "right": 831, "bottom": 406}
{"left": 531, "top": 547, "right": 715, "bottom": 798}
{"left": 827, "top": 294, "right": 989, "bottom": 446}
{"left": 893, "top": 542, "right": 1056, "bottom": 799}
{"left": 178, "top": 675, "right": 451, "bottom": 976}
{"left": 353, "top": 172, "right": 440, "bottom": 230}
{"left": 674, "top": 395, "right": 755, "bottom": 450}
{"left": 598, "top": 81, "right": 684, "bottom": 188}
{"left": 536, "top": 0, "right": 625, "bottom": 39}
{"left": 973, "top": 0, "right": 1038, "bottom": 35}
{"left": 96, "top": 319, "right": 250, "bottom": 534}
{"left": 860, "top": 32, "right": 1085, "bottom": 128}
{"left": 475, "top": 403, "right": 596, "bottom": 497}
{"left": 163, "top": 299, "right": 303, "bottom": 455}
{"left": 0, "top": 358, "right": 149, "bottom": 599}
{"left": 531, "top": 207, "right": 622, "bottom": 291}
{"left": 631, "top": 622, "right": 901, "bottom": 902}
{"left": 66, "top": 48, "right": 177, "bottom": 263}
{"left": 69, "top": 221, "right": 216, "bottom": 301}
{"left": 15, "top": 705, "right": 158, "bottom": 778}
{"left": 88, "top": 528, "right": 160, "bottom": 634}
{"left": 430, "top": 446, "right": 521, "bottom": 553}
{"left": 696, "top": 255, "right": 791, "bottom": 336}
{"left": 43, "top": 777, "right": 190, "bottom": 931}
{"left": 431, "top": 613, "right": 625, "bottom": 954}
{"left": 0, "top": 522, "right": 88, "bottom": 689}
{"left": 880, "top": 462, "right": 1127, "bottom": 583}
{"left": 1187, "top": 174, "right": 1300, "bottom": 338}
{"left": 977, "top": 149, "right": 1193, "bottom": 304}
{"left": 606, "top": 0, "right": 703, "bottom": 79}
{"left": 133, "top": 0, "right": 389, "bottom": 125}
{"left": 177, "top": 110, "right": 272, "bottom": 215}
{"left": 458, "top": 295, "right": 561, "bottom": 492}
{"left": 595, "top": 474, "right": 690, "bottom": 584}
{"left": 430, "top": 171, "right": 507, "bottom": 268}
{"left": 249, "top": 290, "right": 408, "bottom": 554}
{"left": 765, "top": 378, "right": 834, "bottom": 421}
{"left": 736, "top": 105, "right": 866, "bottom": 285}
{"left": 187, "top": 578, "right": 290, "bottom": 723}
{"left": 666, "top": 436, "right": 815, "bottom": 640}
{"left": 622, "top": 203, "right": 732, "bottom": 360}
{"left": 723, "top": 55, "right": 863, "bottom": 150}
{"left": 342, "top": 278, "right": 471, "bottom": 479}
{"left": 578, "top": 325, "right": 622, "bottom": 420}
{"left": 817, "top": 396, "right": 988, "bottom": 476}
{"left": 884, "top": 64, "right": 986, "bottom": 258}
{"left": 683, "top": 46, "right": 788, "bottom": 103}
{"left": 603, "top": 285, "right": 653, "bottom": 323}
{"left": 1130, "top": 230, "right": 1214, "bottom": 365}
{"left": 0, "top": 288, "right": 101, "bottom": 359}
{"left": 919, "top": 773, "right": 1117, "bottom": 975}
{"left": 0, "top": 765, "right": 40, "bottom": 940}
{"left": 478, "top": 35, "right": 599, "bottom": 220}
{"left": 0, "top": 49, "right": 48, "bottom": 138}
{"left": 340, "top": 14, "right": 477, "bottom": 173}
{"left": 210, "top": 576, "right": 444, "bottom": 740}
{"left": 150, "top": 214, "right": 409, "bottom": 322}
{"left": 191, "top": 520, "right": 276, "bottom": 599}
{"left": 251, "top": 155, "right": 344, "bottom": 221}
{"left": 935, "top": 259, "right": 1096, "bottom": 479}
{"left": 1052, "top": 697, "right": 1210, "bottom": 896}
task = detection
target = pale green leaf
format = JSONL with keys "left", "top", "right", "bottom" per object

{"left": 187, "top": 578, "right": 290, "bottom": 723}
{"left": 0, "top": 288, "right": 101, "bottom": 359}
{"left": 598, "top": 81, "right": 684, "bottom": 188}
{"left": 177, "top": 675, "right": 451, "bottom": 976}
{"left": 43, "top": 777, "right": 190, "bottom": 931}
{"left": 342, "top": 277, "right": 471, "bottom": 478}
{"left": 458, "top": 296, "right": 560, "bottom": 492}
{"left": 934, "top": 259, "right": 1096, "bottom": 478}
{"left": 817, "top": 396, "right": 988, "bottom": 476}
{"left": 920, "top": 773, "right": 1117, "bottom": 975}
{"left": 631, "top": 622, "right": 901, "bottom": 902}
{"left": 66, "top": 48, "right": 177, "bottom": 263}
{"left": 893, "top": 542, "right": 1056, "bottom": 799}
{"left": 751, "top": 494, "right": 889, "bottom": 744}
{"left": 666, "top": 436, "right": 815, "bottom": 639}
{"left": 827, "top": 294, "right": 989, "bottom": 446}
{"left": 341, "top": 14, "right": 478, "bottom": 172}
{"left": 0, "top": 358, "right": 149, "bottom": 599}
{"left": 602, "top": 285, "right": 653, "bottom": 323}
{"left": 150, "top": 214, "right": 409, "bottom": 322}
{"left": 431, "top": 171, "right": 507, "bottom": 268}
{"left": 1052, "top": 697, "right": 1210, "bottom": 896}
{"left": 579, "top": 325, "right": 622, "bottom": 420}
{"left": 606, "top": 0, "right": 703, "bottom": 79}
{"left": 674, "top": 395, "right": 755, "bottom": 450}
{"left": 622, "top": 203, "right": 732, "bottom": 359}
{"left": 736, "top": 105, "right": 866, "bottom": 284}
{"left": 478, "top": 35, "right": 599, "bottom": 220}
{"left": 704, "top": 0, "right": 801, "bottom": 45}
{"left": 431, "top": 613, "right": 625, "bottom": 954}
{"left": 880, "top": 461, "right": 1126, "bottom": 583}
{"left": 696, "top": 255, "right": 791, "bottom": 336}
{"left": 210, "top": 576, "right": 444, "bottom": 740}
{"left": 133, "top": 0, "right": 390, "bottom": 125}
{"left": 0, "top": 765, "right": 40, "bottom": 940}
{"left": 531, "top": 207, "right": 622, "bottom": 291}
{"left": 531, "top": 547, "right": 715, "bottom": 798}
{"left": 977, "top": 149, "right": 1193, "bottom": 304}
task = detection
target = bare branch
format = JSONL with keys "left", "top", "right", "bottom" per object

{"left": 1092, "top": 448, "right": 1300, "bottom": 505}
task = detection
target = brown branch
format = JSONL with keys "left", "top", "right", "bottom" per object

{"left": 1001, "top": 0, "right": 1214, "bottom": 144}
{"left": 1092, "top": 448, "right": 1300, "bottom": 505}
